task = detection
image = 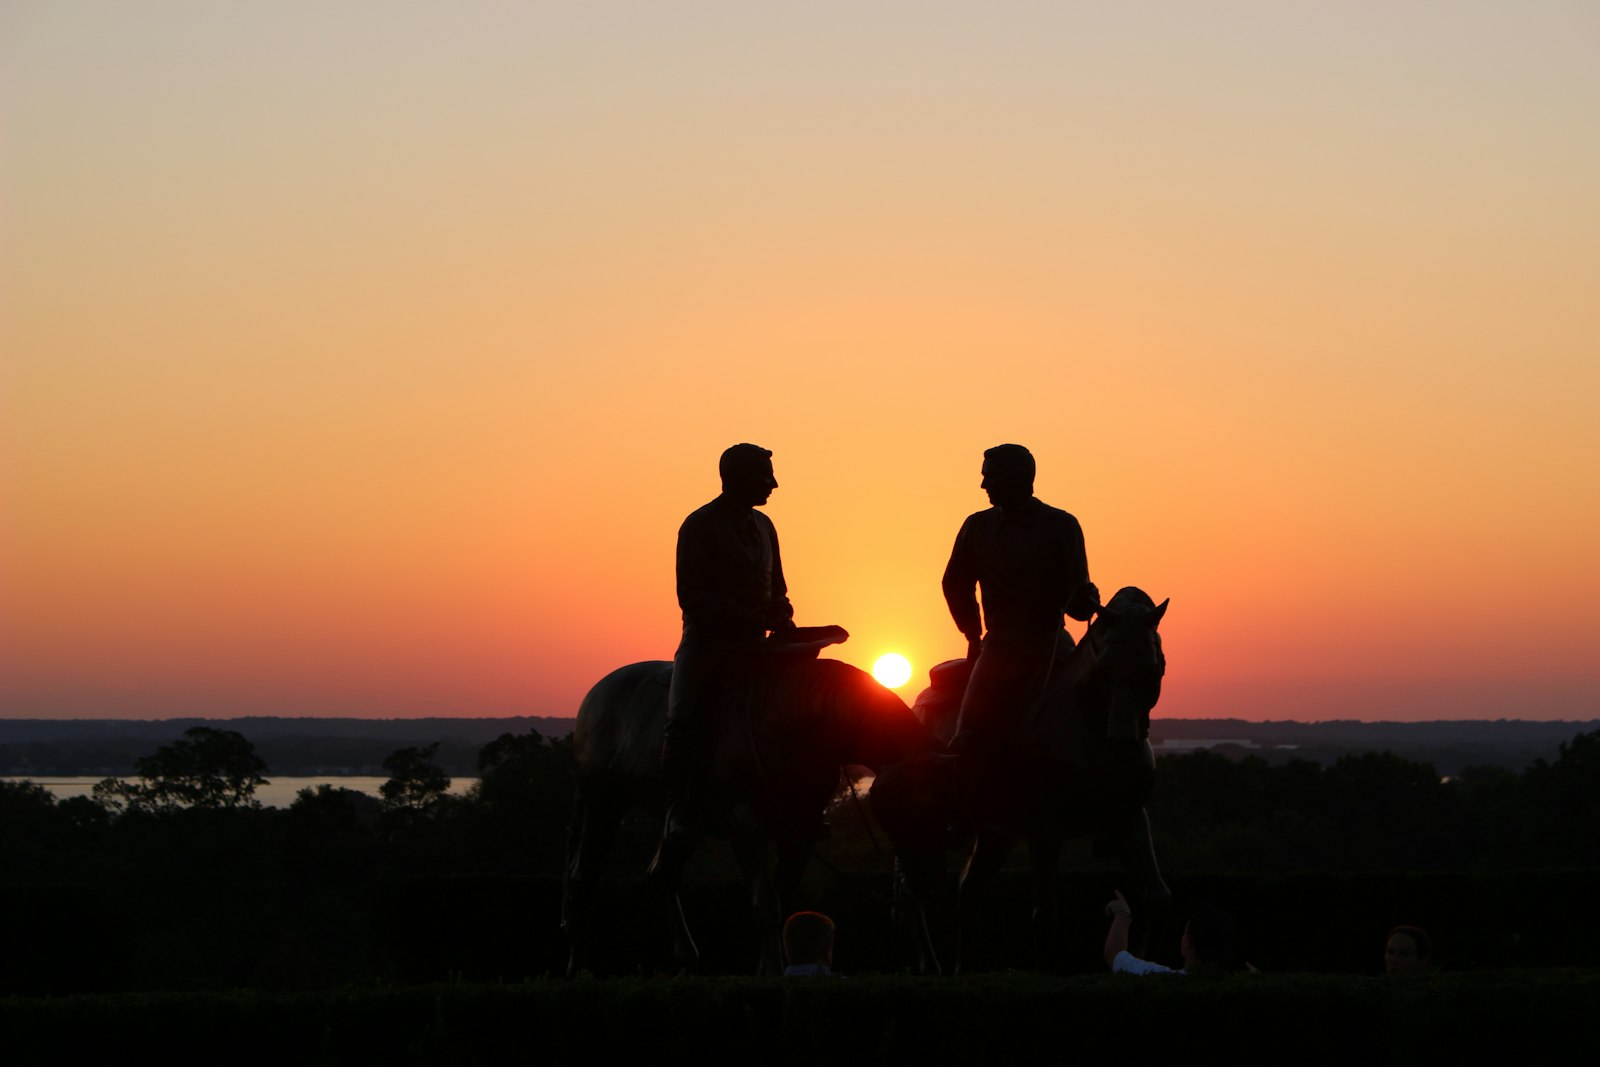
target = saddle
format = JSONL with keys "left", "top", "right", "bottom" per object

{"left": 762, "top": 624, "right": 849, "bottom": 658}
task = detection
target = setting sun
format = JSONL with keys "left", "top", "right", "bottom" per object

{"left": 872, "top": 653, "right": 913, "bottom": 690}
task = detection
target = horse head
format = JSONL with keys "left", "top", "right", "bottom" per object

{"left": 1083, "top": 586, "right": 1168, "bottom": 742}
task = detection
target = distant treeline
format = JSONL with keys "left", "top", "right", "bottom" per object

{"left": 1150, "top": 717, "right": 1600, "bottom": 774}
{"left": 2, "top": 724, "right": 1597, "bottom": 994}
{"left": 1146, "top": 740, "right": 1600, "bottom": 872}
{"left": 5, "top": 715, "right": 1597, "bottom": 775}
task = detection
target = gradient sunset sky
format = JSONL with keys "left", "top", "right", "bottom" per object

{"left": 4, "top": 2, "right": 1596, "bottom": 721}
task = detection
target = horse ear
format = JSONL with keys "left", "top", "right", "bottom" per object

{"left": 1149, "top": 599, "right": 1169, "bottom": 627}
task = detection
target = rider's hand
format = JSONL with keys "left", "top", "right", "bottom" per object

{"left": 1067, "top": 581, "right": 1101, "bottom": 622}
{"left": 965, "top": 637, "right": 983, "bottom": 664}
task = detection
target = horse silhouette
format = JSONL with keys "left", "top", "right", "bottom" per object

{"left": 878, "top": 585, "right": 1173, "bottom": 972}
{"left": 563, "top": 644, "right": 941, "bottom": 975}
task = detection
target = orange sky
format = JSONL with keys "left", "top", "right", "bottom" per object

{"left": 3, "top": 2, "right": 1597, "bottom": 721}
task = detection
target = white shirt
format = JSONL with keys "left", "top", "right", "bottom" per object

{"left": 1112, "top": 950, "right": 1183, "bottom": 976}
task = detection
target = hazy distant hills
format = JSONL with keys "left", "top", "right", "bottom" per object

{"left": 1, "top": 715, "right": 1595, "bottom": 777}
{"left": 0, "top": 716, "right": 572, "bottom": 777}
{"left": 0, "top": 716, "right": 572, "bottom": 745}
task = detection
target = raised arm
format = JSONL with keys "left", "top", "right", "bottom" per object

{"left": 1103, "top": 889, "right": 1133, "bottom": 968}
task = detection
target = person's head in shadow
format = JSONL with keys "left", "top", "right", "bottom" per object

{"left": 782, "top": 911, "right": 836, "bottom": 976}
{"left": 1385, "top": 925, "right": 1433, "bottom": 976}
{"left": 720, "top": 443, "right": 778, "bottom": 507}
{"left": 1182, "top": 902, "right": 1236, "bottom": 973}
{"left": 980, "top": 443, "right": 1035, "bottom": 510}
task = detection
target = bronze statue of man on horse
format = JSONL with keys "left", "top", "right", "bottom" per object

{"left": 654, "top": 443, "right": 854, "bottom": 850}
{"left": 940, "top": 443, "right": 1102, "bottom": 765}
{"left": 911, "top": 443, "right": 1171, "bottom": 970}
{"left": 566, "top": 443, "right": 921, "bottom": 975}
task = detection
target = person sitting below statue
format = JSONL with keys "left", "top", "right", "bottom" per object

{"left": 1103, "top": 889, "right": 1238, "bottom": 975}
{"left": 782, "top": 911, "right": 837, "bottom": 977}
{"left": 658, "top": 443, "right": 796, "bottom": 849}
{"left": 1384, "top": 924, "right": 1434, "bottom": 976}
{"left": 942, "top": 443, "right": 1100, "bottom": 761}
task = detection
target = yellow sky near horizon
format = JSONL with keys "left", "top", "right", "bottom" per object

{"left": 3, "top": 1, "right": 1597, "bottom": 720}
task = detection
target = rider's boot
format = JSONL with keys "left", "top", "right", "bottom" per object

{"left": 648, "top": 727, "right": 709, "bottom": 878}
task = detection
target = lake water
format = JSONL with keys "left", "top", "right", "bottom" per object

{"left": 4, "top": 775, "right": 478, "bottom": 808}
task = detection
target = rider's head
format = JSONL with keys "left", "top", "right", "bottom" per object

{"left": 981, "top": 444, "right": 1035, "bottom": 509}
{"left": 720, "top": 443, "right": 778, "bottom": 507}
{"left": 782, "top": 910, "right": 836, "bottom": 968}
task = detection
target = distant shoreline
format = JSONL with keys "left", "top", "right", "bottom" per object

{"left": 1, "top": 774, "right": 478, "bottom": 809}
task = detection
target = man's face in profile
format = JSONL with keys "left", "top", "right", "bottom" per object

{"left": 727, "top": 458, "right": 778, "bottom": 507}
{"left": 980, "top": 460, "right": 1029, "bottom": 509}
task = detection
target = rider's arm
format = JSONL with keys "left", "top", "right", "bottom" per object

{"left": 1061, "top": 514, "right": 1099, "bottom": 623}
{"left": 764, "top": 517, "right": 796, "bottom": 633}
{"left": 942, "top": 518, "right": 983, "bottom": 641}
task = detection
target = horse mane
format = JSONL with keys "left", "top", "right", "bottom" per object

{"left": 754, "top": 657, "right": 930, "bottom": 773}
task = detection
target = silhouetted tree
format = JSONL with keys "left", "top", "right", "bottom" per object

{"left": 283, "top": 784, "right": 384, "bottom": 882}
{"left": 291, "top": 783, "right": 384, "bottom": 829}
{"left": 0, "top": 777, "right": 56, "bottom": 813}
{"left": 92, "top": 727, "right": 268, "bottom": 813}
{"left": 467, "top": 731, "right": 575, "bottom": 871}
{"left": 1519, "top": 729, "right": 1600, "bottom": 865}
{"left": 1, "top": 779, "right": 63, "bottom": 865}
{"left": 380, "top": 742, "right": 451, "bottom": 813}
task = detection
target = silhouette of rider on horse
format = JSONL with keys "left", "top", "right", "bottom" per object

{"left": 942, "top": 444, "right": 1101, "bottom": 767}
{"left": 656, "top": 443, "right": 845, "bottom": 859}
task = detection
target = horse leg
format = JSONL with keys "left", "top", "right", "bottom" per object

{"left": 647, "top": 819, "right": 702, "bottom": 970}
{"left": 1113, "top": 805, "right": 1172, "bottom": 957}
{"left": 561, "top": 788, "right": 586, "bottom": 976}
{"left": 1027, "top": 836, "right": 1064, "bottom": 971}
{"left": 872, "top": 758, "right": 948, "bottom": 975}
{"left": 563, "top": 784, "right": 623, "bottom": 977}
{"left": 956, "top": 828, "right": 1014, "bottom": 975}
{"left": 894, "top": 857, "right": 943, "bottom": 976}
{"left": 773, "top": 831, "right": 810, "bottom": 918}
{"left": 730, "top": 823, "right": 784, "bottom": 976}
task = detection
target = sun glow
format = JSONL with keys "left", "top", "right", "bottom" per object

{"left": 872, "top": 653, "right": 913, "bottom": 689}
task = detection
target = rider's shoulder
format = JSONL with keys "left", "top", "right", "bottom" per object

{"left": 1034, "top": 499, "right": 1081, "bottom": 528}
{"left": 681, "top": 495, "right": 737, "bottom": 529}
{"left": 959, "top": 506, "right": 998, "bottom": 529}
